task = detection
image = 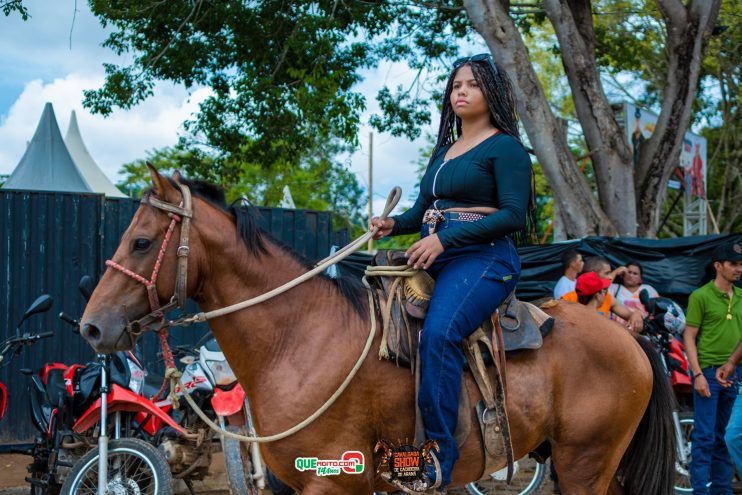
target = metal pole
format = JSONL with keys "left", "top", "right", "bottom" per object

{"left": 98, "top": 355, "right": 108, "bottom": 495}
{"left": 367, "top": 132, "right": 374, "bottom": 253}
{"left": 244, "top": 395, "right": 265, "bottom": 489}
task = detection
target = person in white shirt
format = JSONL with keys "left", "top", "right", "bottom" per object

{"left": 553, "top": 249, "right": 583, "bottom": 299}
{"left": 609, "top": 261, "right": 659, "bottom": 322}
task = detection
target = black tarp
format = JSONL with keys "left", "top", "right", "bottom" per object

{"left": 336, "top": 234, "right": 742, "bottom": 308}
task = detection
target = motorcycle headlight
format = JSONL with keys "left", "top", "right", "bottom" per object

{"left": 206, "top": 360, "right": 237, "bottom": 387}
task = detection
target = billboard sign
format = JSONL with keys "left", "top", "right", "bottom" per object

{"left": 623, "top": 102, "right": 707, "bottom": 198}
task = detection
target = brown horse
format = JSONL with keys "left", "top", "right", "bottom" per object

{"left": 80, "top": 167, "right": 675, "bottom": 495}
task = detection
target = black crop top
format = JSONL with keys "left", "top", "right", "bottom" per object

{"left": 390, "top": 133, "right": 532, "bottom": 249}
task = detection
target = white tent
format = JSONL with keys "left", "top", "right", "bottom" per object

{"left": 2, "top": 103, "right": 127, "bottom": 198}
{"left": 3, "top": 103, "right": 90, "bottom": 193}
{"left": 64, "top": 110, "right": 127, "bottom": 198}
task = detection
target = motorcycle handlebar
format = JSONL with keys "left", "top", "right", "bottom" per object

{"left": 0, "top": 331, "right": 53, "bottom": 362}
{"left": 59, "top": 312, "right": 78, "bottom": 327}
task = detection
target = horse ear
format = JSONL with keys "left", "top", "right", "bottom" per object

{"left": 172, "top": 170, "right": 184, "bottom": 183}
{"left": 147, "top": 162, "right": 178, "bottom": 201}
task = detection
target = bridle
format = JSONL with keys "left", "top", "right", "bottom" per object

{"left": 98, "top": 178, "right": 399, "bottom": 409}
{"left": 103, "top": 181, "right": 400, "bottom": 333}
{"left": 105, "top": 179, "right": 193, "bottom": 337}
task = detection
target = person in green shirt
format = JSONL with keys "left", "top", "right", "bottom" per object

{"left": 684, "top": 241, "right": 742, "bottom": 494}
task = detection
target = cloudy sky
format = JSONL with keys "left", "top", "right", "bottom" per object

{"left": 0, "top": 1, "right": 457, "bottom": 213}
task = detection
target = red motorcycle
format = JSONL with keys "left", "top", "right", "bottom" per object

{"left": 62, "top": 337, "right": 266, "bottom": 495}
{"left": 1, "top": 276, "right": 259, "bottom": 495}
{"left": 12, "top": 280, "right": 176, "bottom": 494}
{"left": 56, "top": 277, "right": 263, "bottom": 495}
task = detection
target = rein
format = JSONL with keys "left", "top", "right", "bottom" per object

{"left": 169, "top": 186, "right": 400, "bottom": 327}
{"left": 107, "top": 178, "right": 400, "bottom": 439}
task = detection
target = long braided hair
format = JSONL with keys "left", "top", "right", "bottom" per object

{"left": 430, "top": 57, "right": 538, "bottom": 245}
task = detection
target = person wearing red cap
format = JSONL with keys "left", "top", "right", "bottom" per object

{"left": 562, "top": 271, "right": 644, "bottom": 333}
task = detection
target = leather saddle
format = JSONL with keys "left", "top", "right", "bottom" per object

{"left": 365, "top": 250, "right": 555, "bottom": 369}
{"left": 365, "top": 250, "right": 557, "bottom": 486}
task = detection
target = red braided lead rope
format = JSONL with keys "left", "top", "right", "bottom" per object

{"left": 104, "top": 207, "right": 182, "bottom": 400}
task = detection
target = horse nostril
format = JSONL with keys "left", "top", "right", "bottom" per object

{"left": 81, "top": 323, "right": 102, "bottom": 343}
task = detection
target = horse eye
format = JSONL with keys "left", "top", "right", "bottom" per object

{"left": 133, "top": 238, "right": 152, "bottom": 251}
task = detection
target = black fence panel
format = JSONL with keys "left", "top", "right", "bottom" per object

{"left": 0, "top": 191, "right": 105, "bottom": 442}
{"left": 0, "top": 191, "right": 348, "bottom": 443}
{"left": 335, "top": 233, "right": 742, "bottom": 308}
{"left": 256, "top": 207, "right": 336, "bottom": 261}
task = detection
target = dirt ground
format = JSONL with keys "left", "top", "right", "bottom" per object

{"left": 0, "top": 453, "right": 233, "bottom": 495}
{"left": 0, "top": 453, "right": 557, "bottom": 494}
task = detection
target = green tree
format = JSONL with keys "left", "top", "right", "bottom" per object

{"left": 699, "top": 2, "right": 741, "bottom": 234}
{"left": 86, "top": 0, "right": 722, "bottom": 238}
{"left": 1, "top": 0, "right": 28, "bottom": 19}
{"left": 117, "top": 143, "right": 366, "bottom": 228}
{"left": 586, "top": 0, "right": 740, "bottom": 235}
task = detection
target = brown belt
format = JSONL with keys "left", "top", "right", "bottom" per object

{"left": 422, "top": 209, "right": 486, "bottom": 234}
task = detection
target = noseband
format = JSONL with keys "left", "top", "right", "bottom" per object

{"left": 105, "top": 181, "right": 193, "bottom": 336}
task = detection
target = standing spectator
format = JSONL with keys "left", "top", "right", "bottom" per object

{"left": 610, "top": 261, "right": 659, "bottom": 324}
{"left": 553, "top": 249, "right": 583, "bottom": 299}
{"left": 712, "top": 243, "right": 742, "bottom": 477}
{"left": 685, "top": 242, "right": 742, "bottom": 494}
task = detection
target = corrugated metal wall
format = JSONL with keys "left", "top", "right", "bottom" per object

{"left": 0, "top": 190, "right": 348, "bottom": 442}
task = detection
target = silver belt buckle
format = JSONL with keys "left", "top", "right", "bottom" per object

{"left": 424, "top": 209, "right": 444, "bottom": 235}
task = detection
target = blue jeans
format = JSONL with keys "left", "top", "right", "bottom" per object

{"left": 724, "top": 381, "right": 742, "bottom": 476}
{"left": 691, "top": 366, "right": 740, "bottom": 494}
{"left": 418, "top": 233, "right": 520, "bottom": 487}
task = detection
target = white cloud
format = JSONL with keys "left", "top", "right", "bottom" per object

{"left": 0, "top": 74, "right": 210, "bottom": 180}
{"left": 0, "top": 0, "right": 458, "bottom": 210}
{"left": 344, "top": 60, "right": 439, "bottom": 213}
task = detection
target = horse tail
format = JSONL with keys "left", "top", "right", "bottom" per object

{"left": 618, "top": 336, "right": 677, "bottom": 495}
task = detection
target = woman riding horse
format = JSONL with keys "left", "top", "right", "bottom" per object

{"left": 371, "top": 53, "right": 533, "bottom": 494}
{"left": 79, "top": 66, "right": 677, "bottom": 495}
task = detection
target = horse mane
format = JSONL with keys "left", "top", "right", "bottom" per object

{"left": 143, "top": 176, "right": 367, "bottom": 316}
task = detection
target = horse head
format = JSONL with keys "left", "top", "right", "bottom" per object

{"left": 80, "top": 165, "right": 207, "bottom": 353}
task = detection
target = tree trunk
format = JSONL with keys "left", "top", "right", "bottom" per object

{"left": 464, "top": 0, "right": 616, "bottom": 238}
{"left": 542, "top": 0, "right": 637, "bottom": 236}
{"left": 635, "top": 0, "right": 722, "bottom": 236}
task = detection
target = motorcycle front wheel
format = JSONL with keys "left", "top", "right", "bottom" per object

{"left": 221, "top": 425, "right": 260, "bottom": 495}
{"left": 60, "top": 438, "right": 172, "bottom": 495}
{"left": 464, "top": 456, "right": 547, "bottom": 495}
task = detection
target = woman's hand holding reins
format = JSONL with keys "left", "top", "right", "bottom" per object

{"left": 370, "top": 217, "right": 395, "bottom": 240}
{"left": 406, "top": 235, "right": 444, "bottom": 270}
